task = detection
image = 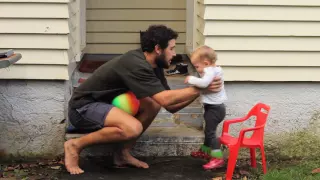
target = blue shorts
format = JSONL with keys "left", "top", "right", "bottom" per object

{"left": 68, "top": 102, "right": 114, "bottom": 133}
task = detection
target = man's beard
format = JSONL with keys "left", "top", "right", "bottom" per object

{"left": 155, "top": 53, "right": 170, "bottom": 69}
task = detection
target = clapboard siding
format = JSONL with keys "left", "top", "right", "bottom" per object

{"left": 199, "top": 36, "right": 320, "bottom": 52}
{"left": 0, "top": 19, "right": 69, "bottom": 34}
{"left": 223, "top": 67, "right": 320, "bottom": 82}
{"left": 87, "top": 0, "right": 186, "bottom": 9}
{"left": 0, "top": 49, "right": 68, "bottom": 65}
{"left": 87, "top": 9, "right": 186, "bottom": 21}
{"left": 0, "top": 0, "right": 70, "bottom": 80}
{"left": 200, "top": 0, "right": 320, "bottom": 6}
{"left": 196, "top": 0, "right": 320, "bottom": 81}
{"left": 198, "top": 19, "right": 320, "bottom": 36}
{"left": 86, "top": 44, "right": 185, "bottom": 54}
{"left": 0, "top": 3, "right": 69, "bottom": 18}
{"left": 0, "top": 0, "right": 69, "bottom": 2}
{"left": 87, "top": 33, "right": 186, "bottom": 44}
{"left": 86, "top": 0, "right": 186, "bottom": 54}
{"left": 0, "top": 65, "right": 68, "bottom": 79}
{"left": 199, "top": 5, "right": 320, "bottom": 21}
{"left": 215, "top": 51, "right": 320, "bottom": 67}
{"left": 1, "top": 34, "right": 69, "bottom": 49}
{"left": 87, "top": 21, "right": 186, "bottom": 33}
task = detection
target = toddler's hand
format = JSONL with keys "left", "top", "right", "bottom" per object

{"left": 184, "top": 76, "right": 191, "bottom": 84}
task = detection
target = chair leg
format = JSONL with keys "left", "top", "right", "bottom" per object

{"left": 260, "top": 145, "right": 267, "bottom": 174}
{"left": 226, "top": 147, "right": 239, "bottom": 180}
{"left": 250, "top": 148, "right": 257, "bottom": 168}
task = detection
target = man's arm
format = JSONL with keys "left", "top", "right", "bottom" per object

{"left": 152, "top": 87, "right": 200, "bottom": 109}
{"left": 165, "top": 95, "right": 198, "bottom": 113}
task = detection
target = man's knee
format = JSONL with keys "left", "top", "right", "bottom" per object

{"left": 140, "top": 97, "right": 161, "bottom": 113}
{"left": 121, "top": 120, "right": 143, "bottom": 140}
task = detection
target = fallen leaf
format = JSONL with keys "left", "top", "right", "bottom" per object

{"left": 312, "top": 168, "right": 320, "bottom": 174}
{"left": 21, "top": 164, "right": 29, "bottom": 169}
{"left": 212, "top": 177, "right": 223, "bottom": 180}
{"left": 6, "top": 172, "right": 15, "bottom": 177}
{"left": 234, "top": 173, "right": 241, "bottom": 179}
{"left": 29, "top": 172, "right": 36, "bottom": 176}
{"left": 50, "top": 166, "right": 61, "bottom": 170}
{"left": 13, "top": 169, "right": 28, "bottom": 177}
{"left": 29, "top": 164, "right": 38, "bottom": 168}
{"left": 240, "top": 170, "right": 250, "bottom": 176}
{"left": 38, "top": 162, "right": 46, "bottom": 166}
{"left": 242, "top": 176, "right": 248, "bottom": 180}
{"left": 4, "top": 167, "right": 14, "bottom": 172}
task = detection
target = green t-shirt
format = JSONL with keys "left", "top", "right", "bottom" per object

{"left": 69, "top": 48, "right": 169, "bottom": 109}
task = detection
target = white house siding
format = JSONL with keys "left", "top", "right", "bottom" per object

{"left": 0, "top": 0, "right": 70, "bottom": 79}
{"left": 86, "top": 0, "right": 186, "bottom": 54}
{"left": 196, "top": 0, "right": 320, "bottom": 81}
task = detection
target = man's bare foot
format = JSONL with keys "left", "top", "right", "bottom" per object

{"left": 114, "top": 150, "right": 149, "bottom": 169}
{"left": 113, "top": 152, "right": 126, "bottom": 167}
{"left": 123, "top": 154, "right": 149, "bottom": 168}
{"left": 64, "top": 139, "right": 84, "bottom": 175}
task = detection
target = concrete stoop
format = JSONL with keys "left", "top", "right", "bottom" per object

{"left": 65, "top": 126, "right": 204, "bottom": 157}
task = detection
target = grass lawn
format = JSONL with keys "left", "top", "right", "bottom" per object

{"left": 241, "top": 158, "right": 320, "bottom": 180}
{"left": 263, "top": 159, "right": 320, "bottom": 180}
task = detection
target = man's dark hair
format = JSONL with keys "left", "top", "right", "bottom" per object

{"left": 140, "top": 25, "right": 178, "bottom": 53}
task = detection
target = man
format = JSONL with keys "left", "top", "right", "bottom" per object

{"left": 64, "top": 25, "right": 222, "bottom": 174}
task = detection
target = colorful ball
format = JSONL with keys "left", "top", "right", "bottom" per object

{"left": 112, "top": 91, "right": 140, "bottom": 116}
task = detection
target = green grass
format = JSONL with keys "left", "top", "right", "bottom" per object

{"left": 262, "top": 159, "right": 320, "bottom": 180}
{"left": 235, "top": 158, "right": 320, "bottom": 180}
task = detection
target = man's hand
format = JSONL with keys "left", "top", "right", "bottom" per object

{"left": 206, "top": 76, "right": 222, "bottom": 93}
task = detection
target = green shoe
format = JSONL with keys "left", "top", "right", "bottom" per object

{"left": 200, "top": 145, "right": 210, "bottom": 154}
{"left": 209, "top": 149, "right": 223, "bottom": 159}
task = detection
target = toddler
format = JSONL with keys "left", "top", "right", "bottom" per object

{"left": 185, "top": 45, "right": 227, "bottom": 170}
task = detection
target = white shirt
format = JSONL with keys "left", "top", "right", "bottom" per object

{"left": 187, "top": 66, "right": 227, "bottom": 105}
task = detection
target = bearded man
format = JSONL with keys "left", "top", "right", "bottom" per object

{"left": 64, "top": 25, "right": 222, "bottom": 174}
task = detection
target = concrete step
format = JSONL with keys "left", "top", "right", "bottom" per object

{"left": 152, "top": 112, "right": 203, "bottom": 128}
{"left": 151, "top": 94, "right": 203, "bottom": 128}
{"left": 65, "top": 126, "right": 204, "bottom": 157}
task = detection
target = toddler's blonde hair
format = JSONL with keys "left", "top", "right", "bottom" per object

{"left": 191, "top": 45, "right": 217, "bottom": 63}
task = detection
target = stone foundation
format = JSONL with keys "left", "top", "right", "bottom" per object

{"left": 0, "top": 80, "right": 68, "bottom": 160}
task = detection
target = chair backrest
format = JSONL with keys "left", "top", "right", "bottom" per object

{"left": 246, "top": 103, "right": 271, "bottom": 139}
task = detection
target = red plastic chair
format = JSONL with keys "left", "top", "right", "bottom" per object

{"left": 220, "top": 103, "right": 270, "bottom": 180}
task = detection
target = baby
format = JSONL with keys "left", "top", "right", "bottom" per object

{"left": 185, "top": 45, "right": 227, "bottom": 170}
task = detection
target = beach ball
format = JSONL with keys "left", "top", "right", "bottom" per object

{"left": 112, "top": 91, "right": 140, "bottom": 116}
